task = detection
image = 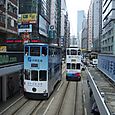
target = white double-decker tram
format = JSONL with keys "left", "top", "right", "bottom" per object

{"left": 24, "top": 43, "right": 62, "bottom": 99}
{"left": 66, "top": 47, "right": 81, "bottom": 81}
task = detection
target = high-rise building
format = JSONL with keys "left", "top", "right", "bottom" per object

{"left": 87, "top": 1, "right": 93, "bottom": 51}
{"left": 77, "top": 10, "right": 85, "bottom": 47}
{"left": 0, "top": 0, "right": 18, "bottom": 51}
{"left": 81, "top": 18, "right": 88, "bottom": 51}
{"left": 93, "top": 0, "right": 102, "bottom": 52}
{"left": 56, "top": 0, "right": 61, "bottom": 45}
{"left": 49, "top": 0, "right": 61, "bottom": 45}
{"left": 19, "top": 0, "right": 51, "bottom": 43}
{"left": 61, "top": 0, "right": 69, "bottom": 57}
{"left": 66, "top": 20, "right": 70, "bottom": 47}
{"left": 70, "top": 35, "right": 79, "bottom": 47}
{"left": 102, "top": 0, "right": 115, "bottom": 54}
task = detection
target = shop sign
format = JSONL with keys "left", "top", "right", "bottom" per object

{"left": 18, "top": 13, "right": 37, "bottom": 24}
{"left": 0, "top": 53, "right": 23, "bottom": 66}
{"left": 0, "top": 46, "right": 7, "bottom": 52}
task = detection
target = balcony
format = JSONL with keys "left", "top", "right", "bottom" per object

{"left": 0, "top": 5, "right": 5, "bottom": 13}
{"left": 0, "top": 22, "right": 5, "bottom": 28}
{"left": 7, "top": 26, "right": 17, "bottom": 33}
{"left": 7, "top": 11, "right": 17, "bottom": 19}
{"left": 9, "top": 0, "right": 17, "bottom": 6}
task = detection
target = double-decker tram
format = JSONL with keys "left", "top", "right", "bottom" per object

{"left": 24, "top": 43, "right": 62, "bottom": 99}
{"left": 66, "top": 47, "right": 81, "bottom": 81}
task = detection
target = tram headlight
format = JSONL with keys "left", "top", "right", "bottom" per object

{"left": 43, "top": 90, "right": 46, "bottom": 93}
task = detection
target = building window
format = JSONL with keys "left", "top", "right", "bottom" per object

{"left": 0, "top": 14, "right": 5, "bottom": 23}
{"left": 0, "top": 0, "right": 5, "bottom": 5}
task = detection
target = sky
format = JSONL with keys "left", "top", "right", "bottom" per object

{"left": 66, "top": 0, "right": 91, "bottom": 36}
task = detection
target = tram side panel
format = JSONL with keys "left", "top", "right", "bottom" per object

{"left": 97, "top": 54, "right": 115, "bottom": 82}
{"left": 48, "top": 47, "right": 62, "bottom": 95}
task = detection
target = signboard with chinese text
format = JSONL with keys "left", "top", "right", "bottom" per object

{"left": 18, "top": 24, "right": 32, "bottom": 33}
{"left": 0, "top": 52, "right": 23, "bottom": 66}
{"left": 18, "top": 13, "right": 37, "bottom": 24}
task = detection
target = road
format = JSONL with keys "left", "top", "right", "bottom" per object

{"left": 0, "top": 64, "right": 94, "bottom": 115}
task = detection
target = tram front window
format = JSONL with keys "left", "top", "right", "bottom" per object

{"left": 67, "top": 63, "right": 71, "bottom": 69}
{"left": 31, "top": 70, "right": 38, "bottom": 81}
{"left": 39, "top": 70, "right": 47, "bottom": 81}
{"left": 72, "top": 63, "right": 75, "bottom": 69}
{"left": 25, "top": 69, "right": 30, "bottom": 80}
{"left": 71, "top": 50, "right": 77, "bottom": 55}
{"left": 67, "top": 50, "right": 70, "bottom": 55}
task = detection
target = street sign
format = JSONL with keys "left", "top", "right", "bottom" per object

{"left": 22, "top": 31, "right": 30, "bottom": 43}
{"left": 0, "top": 46, "right": 6, "bottom": 52}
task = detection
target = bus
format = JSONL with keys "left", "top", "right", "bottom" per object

{"left": 24, "top": 43, "right": 62, "bottom": 99}
{"left": 66, "top": 47, "right": 81, "bottom": 81}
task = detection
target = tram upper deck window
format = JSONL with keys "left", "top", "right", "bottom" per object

{"left": 30, "top": 47, "right": 40, "bottom": 56}
{"left": 31, "top": 70, "right": 38, "bottom": 81}
{"left": 42, "top": 47, "right": 47, "bottom": 56}
{"left": 25, "top": 46, "right": 29, "bottom": 55}
{"left": 71, "top": 50, "right": 77, "bottom": 55}
{"left": 76, "top": 63, "right": 80, "bottom": 69}
{"left": 39, "top": 70, "right": 47, "bottom": 81}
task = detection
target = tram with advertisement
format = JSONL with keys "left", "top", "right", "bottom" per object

{"left": 24, "top": 43, "right": 62, "bottom": 99}
{"left": 66, "top": 47, "right": 81, "bottom": 81}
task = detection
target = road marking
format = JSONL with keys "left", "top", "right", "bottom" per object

{"left": 0, "top": 95, "right": 24, "bottom": 115}
{"left": 85, "top": 108, "right": 87, "bottom": 115}
{"left": 83, "top": 93, "right": 86, "bottom": 103}
{"left": 81, "top": 79, "right": 83, "bottom": 85}
{"left": 57, "top": 82, "right": 63, "bottom": 91}
{"left": 43, "top": 97, "right": 54, "bottom": 115}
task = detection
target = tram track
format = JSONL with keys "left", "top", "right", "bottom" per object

{"left": 57, "top": 82, "right": 79, "bottom": 115}
{"left": 0, "top": 64, "right": 83, "bottom": 115}
{"left": 1, "top": 96, "right": 28, "bottom": 115}
{"left": 74, "top": 82, "right": 78, "bottom": 115}
{"left": 1, "top": 81, "right": 63, "bottom": 115}
{"left": 13, "top": 100, "right": 42, "bottom": 115}
{"left": 0, "top": 81, "right": 82, "bottom": 115}
{"left": 56, "top": 81, "right": 70, "bottom": 115}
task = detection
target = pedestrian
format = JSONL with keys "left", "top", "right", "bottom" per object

{"left": 20, "top": 73, "right": 24, "bottom": 87}
{"left": 19, "top": 71, "right": 24, "bottom": 93}
{"left": 91, "top": 102, "right": 100, "bottom": 115}
{"left": 8, "top": 77, "right": 15, "bottom": 98}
